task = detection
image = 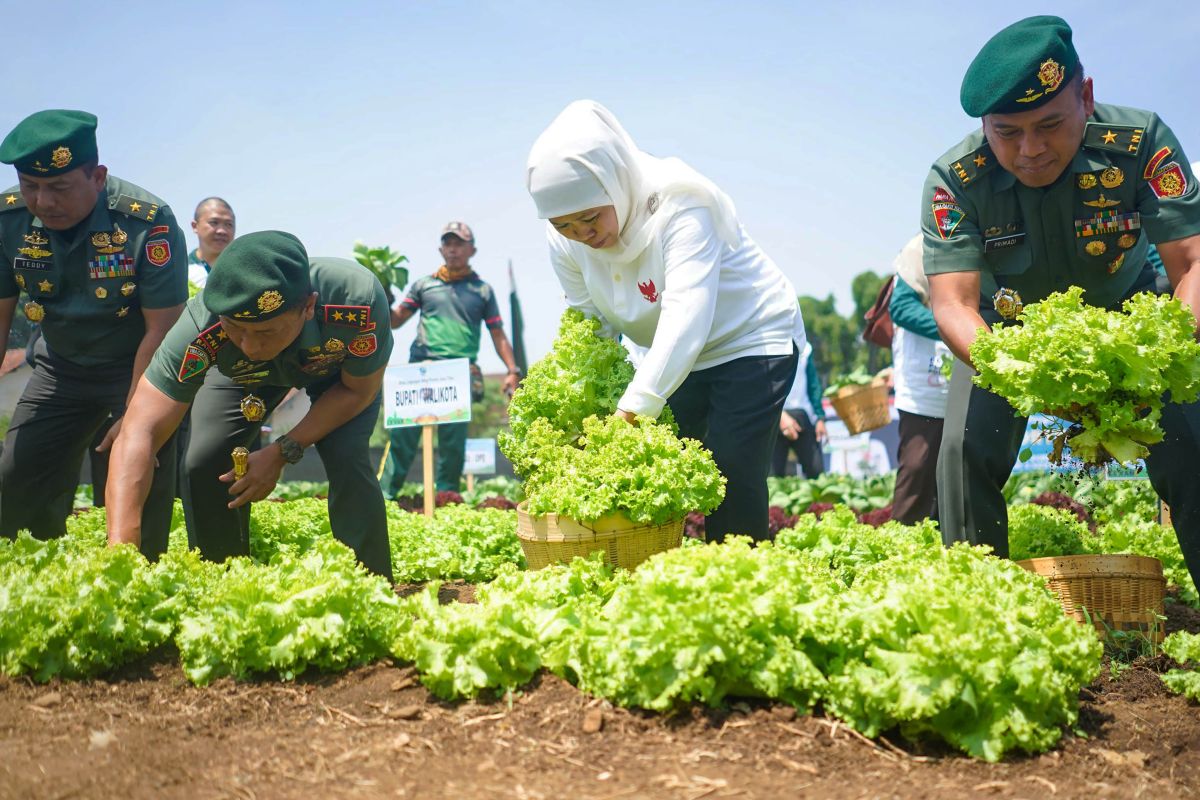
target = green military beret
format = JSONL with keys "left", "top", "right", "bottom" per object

{"left": 205, "top": 231, "right": 313, "bottom": 322}
{"left": 960, "top": 16, "right": 1079, "bottom": 117}
{"left": 0, "top": 109, "right": 99, "bottom": 176}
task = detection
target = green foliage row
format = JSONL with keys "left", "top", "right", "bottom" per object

{"left": 398, "top": 512, "right": 1101, "bottom": 762}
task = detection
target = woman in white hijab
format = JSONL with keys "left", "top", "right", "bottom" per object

{"left": 526, "top": 100, "right": 804, "bottom": 542}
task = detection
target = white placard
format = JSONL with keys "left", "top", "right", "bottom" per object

{"left": 383, "top": 358, "right": 472, "bottom": 429}
{"left": 463, "top": 438, "right": 497, "bottom": 476}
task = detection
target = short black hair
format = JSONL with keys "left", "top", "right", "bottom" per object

{"left": 194, "top": 196, "right": 235, "bottom": 221}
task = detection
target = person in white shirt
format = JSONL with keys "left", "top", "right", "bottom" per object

{"left": 889, "top": 236, "right": 950, "bottom": 524}
{"left": 526, "top": 100, "right": 802, "bottom": 542}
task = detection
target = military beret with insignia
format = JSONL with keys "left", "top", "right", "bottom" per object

{"left": 960, "top": 16, "right": 1079, "bottom": 118}
{"left": 204, "top": 230, "right": 313, "bottom": 322}
{"left": 0, "top": 110, "right": 99, "bottom": 177}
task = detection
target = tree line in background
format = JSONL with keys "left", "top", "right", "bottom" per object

{"left": 799, "top": 270, "right": 891, "bottom": 389}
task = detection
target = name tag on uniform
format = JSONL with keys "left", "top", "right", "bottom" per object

{"left": 984, "top": 232, "right": 1026, "bottom": 252}
{"left": 13, "top": 257, "right": 51, "bottom": 271}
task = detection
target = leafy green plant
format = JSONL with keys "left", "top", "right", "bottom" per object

{"left": 499, "top": 309, "right": 640, "bottom": 476}
{"left": 521, "top": 415, "right": 725, "bottom": 525}
{"left": 1007, "top": 504, "right": 1091, "bottom": 561}
{"left": 352, "top": 242, "right": 409, "bottom": 298}
{"left": 971, "top": 288, "right": 1200, "bottom": 465}
{"left": 1161, "top": 631, "right": 1200, "bottom": 700}
{"left": 175, "top": 537, "right": 404, "bottom": 685}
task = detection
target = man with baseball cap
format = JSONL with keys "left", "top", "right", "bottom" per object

{"left": 106, "top": 230, "right": 394, "bottom": 579}
{"left": 378, "top": 221, "right": 522, "bottom": 497}
{"left": 0, "top": 109, "right": 187, "bottom": 554}
{"left": 924, "top": 16, "right": 1200, "bottom": 589}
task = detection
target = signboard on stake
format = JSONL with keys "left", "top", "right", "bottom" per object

{"left": 383, "top": 359, "right": 473, "bottom": 515}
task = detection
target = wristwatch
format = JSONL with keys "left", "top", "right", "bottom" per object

{"left": 507, "top": 367, "right": 523, "bottom": 377}
{"left": 276, "top": 434, "right": 305, "bottom": 464}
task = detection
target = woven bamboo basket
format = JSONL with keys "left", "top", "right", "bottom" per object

{"left": 828, "top": 381, "right": 891, "bottom": 435}
{"left": 1017, "top": 554, "right": 1166, "bottom": 642}
{"left": 516, "top": 503, "right": 683, "bottom": 571}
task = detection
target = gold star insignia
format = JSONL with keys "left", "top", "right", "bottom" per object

{"left": 973, "top": 154, "right": 987, "bottom": 167}
{"left": 38, "top": 279, "right": 52, "bottom": 292}
{"left": 346, "top": 311, "right": 358, "bottom": 323}
{"left": 218, "top": 329, "right": 229, "bottom": 340}
{"left": 117, "top": 306, "right": 130, "bottom": 317}
{"left": 332, "top": 310, "right": 344, "bottom": 321}
{"left": 4, "top": 194, "right": 15, "bottom": 205}
{"left": 130, "top": 201, "right": 142, "bottom": 212}
{"left": 1102, "top": 130, "right": 1118, "bottom": 144}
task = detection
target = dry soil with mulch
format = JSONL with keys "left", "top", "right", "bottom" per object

{"left": 1, "top": 585, "right": 1199, "bottom": 800}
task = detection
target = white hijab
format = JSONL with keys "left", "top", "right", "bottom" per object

{"left": 526, "top": 100, "right": 740, "bottom": 266}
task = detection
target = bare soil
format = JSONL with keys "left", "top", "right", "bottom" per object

{"left": 1, "top": 590, "right": 1198, "bottom": 800}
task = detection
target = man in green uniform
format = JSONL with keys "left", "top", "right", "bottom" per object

{"left": 924, "top": 17, "right": 1200, "bottom": 589}
{"left": 106, "top": 231, "right": 393, "bottom": 579}
{"left": 0, "top": 110, "right": 186, "bottom": 554}
{"left": 378, "top": 221, "right": 521, "bottom": 497}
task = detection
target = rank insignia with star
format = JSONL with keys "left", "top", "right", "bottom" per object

{"left": 323, "top": 304, "right": 374, "bottom": 331}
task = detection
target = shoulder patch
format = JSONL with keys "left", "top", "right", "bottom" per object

{"left": 1, "top": 190, "right": 26, "bottom": 212}
{"left": 177, "top": 345, "right": 211, "bottom": 382}
{"left": 323, "top": 304, "right": 375, "bottom": 331}
{"left": 348, "top": 333, "right": 378, "bottom": 357}
{"left": 948, "top": 144, "right": 998, "bottom": 188}
{"left": 1083, "top": 122, "right": 1144, "bottom": 157}
{"left": 112, "top": 194, "right": 161, "bottom": 222}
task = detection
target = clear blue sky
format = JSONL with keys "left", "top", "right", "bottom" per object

{"left": 4, "top": 1, "right": 1197, "bottom": 373}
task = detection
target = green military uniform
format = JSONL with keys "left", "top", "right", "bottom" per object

{"left": 144, "top": 233, "right": 394, "bottom": 579}
{"left": 0, "top": 111, "right": 186, "bottom": 554}
{"left": 379, "top": 268, "right": 504, "bottom": 495}
{"left": 924, "top": 18, "right": 1200, "bottom": 590}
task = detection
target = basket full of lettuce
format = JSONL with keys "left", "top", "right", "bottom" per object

{"left": 970, "top": 287, "right": 1200, "bottom": 466}
{"left": 499, "top": 310, "right": 725, "bottom": 568}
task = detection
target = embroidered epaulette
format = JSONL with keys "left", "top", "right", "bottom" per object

{"left": 1083, "top": 122, "right": 1144, "bottom": 157}
{"left": 111, "top": 194, "right": 161, "bottom": 222}
{"left": 323, "top": 304, "right": 375, "bottom": 331}
{"left": 947, "top": 144, "right": 998, "bottom": 188}
{"left": 1, "top": 190, "right": 26, "bottom": 212}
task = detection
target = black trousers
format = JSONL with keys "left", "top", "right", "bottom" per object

{"left": 771, "top": 408, "right": 825, "bottom": 478}
{"left": 666, "top": 348, "right": 798, "bottom": 543}
{"left": 0, "top": 338, "right": 176, "bottom": 557}
{"left": 892, "top": 409, "right": 944, "bottom": 525}
{"left": 180, "top": 372, "right": 393, "bottom": 581}
{"left": 938, "top": 360, "right": 1200, "bottom": 589}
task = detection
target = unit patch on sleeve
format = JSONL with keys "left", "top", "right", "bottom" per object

{"left": 348, "top": 333, "right": 377, "bottom": 357}
{"left": 1148, "top": 162, "right": 1188, "bottom": 199}
{"left": 931, "top": 187, "right": 965, "bottom": 240}
{"left": 177, "top": 345, "right": 211, "bottom": 382}
{"left": 324, "top": 304, "right": 374, "bottom": 331}
{"left": 145, "top": 239, "right": 172, "bottom": 267}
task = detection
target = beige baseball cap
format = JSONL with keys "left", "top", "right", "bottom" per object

{"left": 440, "top": 221, "right": 474, "bottom": 243}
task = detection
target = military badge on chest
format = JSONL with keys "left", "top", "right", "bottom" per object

{"left": 300, "top": 339, "right": 349, "bottom": 374}
{"left": 18, "top": 231, "right": 51, "bottom": 259}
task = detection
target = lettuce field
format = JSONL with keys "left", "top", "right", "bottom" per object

{"left": 2, "top": 475, "right": 1199, "bottom": 799}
